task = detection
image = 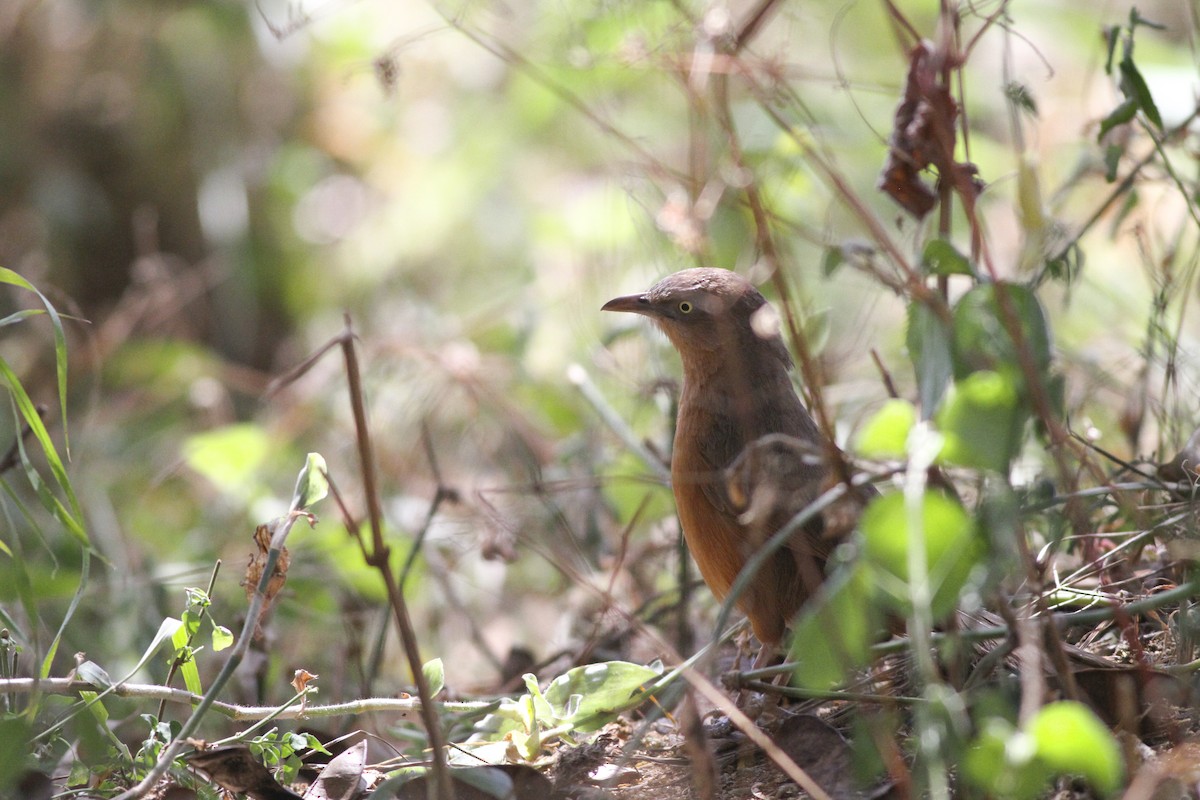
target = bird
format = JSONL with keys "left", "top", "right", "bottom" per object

{"left": 602, "top": 267, "right": 863, "bottom": 660}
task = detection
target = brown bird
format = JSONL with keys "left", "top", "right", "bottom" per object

{"left": 603, "top": 268, "right": 857, "bottom": 656}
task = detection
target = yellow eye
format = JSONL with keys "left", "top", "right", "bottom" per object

{"left": 679, "top": 301, "right": 693, "bottom": 314}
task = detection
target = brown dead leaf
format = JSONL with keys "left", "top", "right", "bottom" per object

{"left": 242, "top": 522, "right": 291, "bottom": 637}
{"left": 878, "top": 41, "right": 982, "bottom": 219}
{"left": 305, "top": 740, "right": 367, "bottom": 800}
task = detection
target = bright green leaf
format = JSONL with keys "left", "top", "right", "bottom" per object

{"left": 422, "top": 657, "right": 445, "bottom": 698}
{"left": 541, "top": 661, "right": 660, "bottom": 732}
{"left": 182, "top": 423, "right": 271, "bottom": 500}
{"left": 860, "top": 490, "right": 979, "bottom": 619}
{"left": 936, "top": 371, "right": 1025, "bottom": 473}
{"left": 212, "top": 625, "right": 233, "bottom": 652}
{"left": 0, "top": 268, "right": 72, "bottom": 464}
{"left": 964, "top": 719, "right": 1048, "bottom": 799}
{"left": 291, "top": 452, "right": 329, "bottom": 511}
{"left": 855, "top": 399, "right": 917, "bottom": 459}
{"left": 1030, "top": 701, "right": 1124, "bottom": 795}
{"left": 170, "top": 620, "right": 203, "bottom": 696}
{"left": 523, "top": 673, "right": 554, "bottom": 724}
{"left": 0, "top": 361, "right": 87, "bottom": 545}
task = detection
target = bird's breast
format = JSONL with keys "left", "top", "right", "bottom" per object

{"left": 671, "top": 385, "right": 746, "bottom": 598}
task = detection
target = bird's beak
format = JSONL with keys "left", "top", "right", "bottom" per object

{"left": 601, "top": 293, "right": 652, "bottom": 315}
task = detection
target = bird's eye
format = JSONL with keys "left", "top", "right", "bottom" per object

{"left": 679, "top": 301, "right": 693, "bottom": 314}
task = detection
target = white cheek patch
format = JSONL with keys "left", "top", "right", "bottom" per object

{"left": 750, "top": 303, "right": 781, "bottom": 341}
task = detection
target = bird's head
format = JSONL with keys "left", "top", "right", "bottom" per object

{"left": 602, "top": 268, "right": 793, "bottom": 372}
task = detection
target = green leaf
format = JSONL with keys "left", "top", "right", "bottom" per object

{"left": 1030, "top": 701, "right": 1124, "bottom": 795}
{"left": 0, "top": 717, "right": 30, "bottom": 793}
{"left": 41, "top": 550, "right": 91, "bottom": 678}
{"left": 964, "top": 719, "right": 1048, "bottom": 799}
{"left": 1041, "top": 242, "right": 1084, "bottom": 286}
{"left": 0, "top": 308, "right": 44, "bottom": 329}
{"left": 1118, "top": 58, "right": 1162, "bottom": 129}
{"left": 80, "top": 687, "right": 131, "bottom": 758}
{"left": 921, "top": 239, "right": 974, "bottom": 277}
{"left": 0, "top": 268, "right": 72, "bottom": 463}
{"left": 788, "top": 565, "right": 882, "bottom": 689}
{"left": 907, "top": 301, "right": 954, "bottom": 416}
{"left": 860, "top": 490, "right": 980, "bottom": 620}
{"left": 170, "top": 618, "right": 203, "bottom": 696}
{"left": 514, "top": 695, "right": 541, "bottom": 758}
{"left": 1097, "top": 97, "right": 1137, "bottom": 141}
{"left": 291, "top": 452, "right": 329, "bottom": 511}
{"left": 182, "top": 423, "right": 271, "bottom": 500}
{"left": 951, "top": 282, "right": 1051, "bottom": 383}
{"left": 822, "top": 246, "right": 845, "bottom": 277}
{"left": 212, "top": 625, "right": 234, "bottom": 651}
{"left": 1004, "top": 82, "right": 1038, "bottom": 116}
{"left": 541, "top": 661, "right": 660, "bottom": 733}
{"left": 0, "top": 361, "right": 87, "bottom": 545}
{"left": 522, "top": 672, "right": 554, "bottom": 723}
{"left": 1103, "top": 143, "right": 1123, "bottom": 182}
{"left": 936, "top": 371, "right": 1025, "bottom": 473}
{"left": 422, "top": 657, "right": 445, "bottom": 698}
{"left": 855, "top": 399, "right": 917, "bottom": 459}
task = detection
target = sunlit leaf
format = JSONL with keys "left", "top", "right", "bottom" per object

{"left": 423, "top": 657, "right": 445, "bottom": 698}
{"left": 860, "top": 490, "right": 980, "bottom": 619}
{"left": 541, "top": 661, "right": 660, "bottom": 732}
{"left": 170, "top": 619, "right": 203, "bottom": 696}
{"left": 291, "top": 452, "right": 329, "bottom": 511}
{"left": 1030, "top": 701, "right": 1124, "bottom": 795}
{"left": 964, "top": 719, "right": 1047, "bottom": 799}
{"left": 182, "top": 424, "right": 271, "bottom": 500}
{"left": 936, "top": 371, "right": 1025, "bottom": 473}
{"left": 0, "top": 361, "right": 87, "bottom": 545}
{"left": 0, "top": 268, "right": 72, "bottom": 461}
{"left": 212, "top": 624, "right": 233, "bottom": 651}
{"left": 855, "top": 399, "right": 917, "bottom": 459}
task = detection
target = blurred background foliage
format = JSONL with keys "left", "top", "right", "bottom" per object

{"left": 1, "top": 0, "right": 1198, "bottom": 714}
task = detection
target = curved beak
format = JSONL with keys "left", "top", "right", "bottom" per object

{"left": 601, "top": 293, "right": 652, "bottom": 315}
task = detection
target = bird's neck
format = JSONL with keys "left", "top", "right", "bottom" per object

{"left": 678, "top": 347, "right": 795, "bottom": 411}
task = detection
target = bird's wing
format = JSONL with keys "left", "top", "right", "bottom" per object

{"left": 692, "top": 409, "right": 753, "bottom": 520}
